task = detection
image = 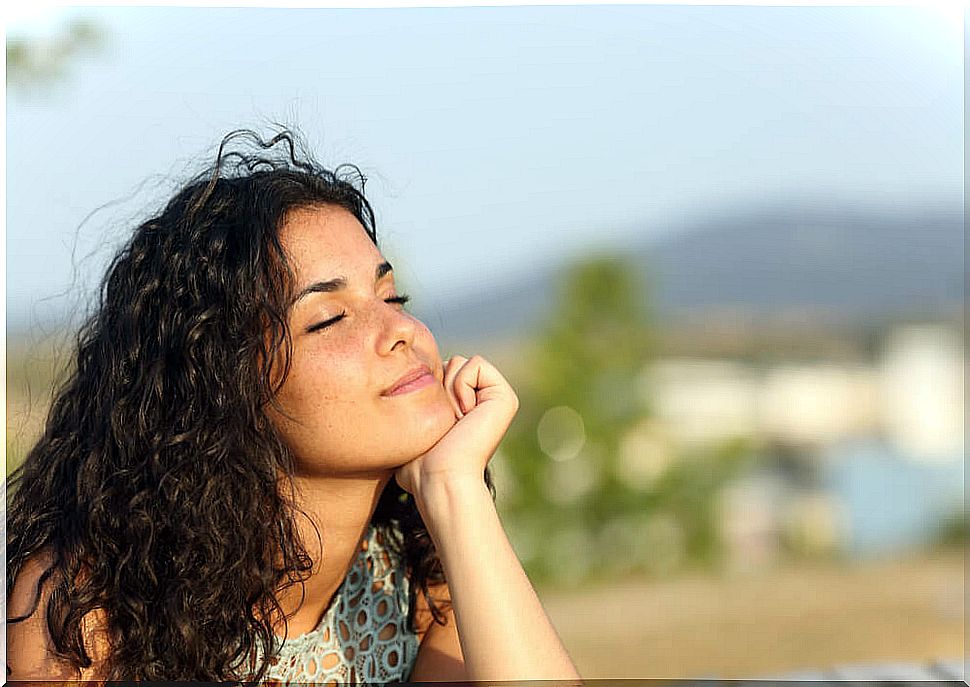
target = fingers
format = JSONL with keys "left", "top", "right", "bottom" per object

{"left": 456, "top": 368, "right": 477, "bottom": 415}
{"left": 453, "top": 356, "right": 480, "bottom": 415}
{"left": 442, "top": 354, "right": 518, "bottom": 418}
{"left": 443, "top": 355, "right": 468, "bottom": 418}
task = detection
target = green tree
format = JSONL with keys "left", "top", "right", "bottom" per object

{"left": 498, "top": 253, "right": 750, "bottom": 586}
{"left": 7, "top": 18, "right": 105, "bottom": 91}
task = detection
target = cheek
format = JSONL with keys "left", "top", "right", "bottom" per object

{"left": 274, "top": 344, "right": 364, "bottom": 418}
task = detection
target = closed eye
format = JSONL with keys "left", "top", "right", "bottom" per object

{"left": 385, "top": 294, "right": 411, "bottom": 308}
{"left": 306, "top": 312, "right": 346, "bottom": 333}
{"left": 306, "top": 294, "right": 411, "bottom": 334}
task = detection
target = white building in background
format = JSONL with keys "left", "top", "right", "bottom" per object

{"left": 638, "top": 358, "right": 760, "bottom": 447}
{"left": 488, "top": 322, "right": 963, "bottom": 567}
{"left": 640, "top": 357, "right": 880, "bottom": 449}
{"left": 637, "top": 323, "right": 964, "bottom": 458}
{"left": 878, "top": 325, "right": 965, "bottom": 463}
{"left": 758, "top": 363, "right": 879, "bottom": 446}
{"left": 621, "top": 323, "right": 965, "bottom": 565}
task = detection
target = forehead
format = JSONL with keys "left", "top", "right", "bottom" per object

{"left": 280, "top": 205, "right": 381, "bottom": 277}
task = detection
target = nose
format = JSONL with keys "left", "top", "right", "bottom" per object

{"left": 378, "top": 300, "right": 420, "bottom": 354}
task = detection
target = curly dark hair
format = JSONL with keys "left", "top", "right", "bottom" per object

{"left": 6, "top": 128, "right": 495, "bottom": 681}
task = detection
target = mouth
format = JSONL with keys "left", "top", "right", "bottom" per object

{"left": 382, "top": 365, "right": 436, "bottom": 396}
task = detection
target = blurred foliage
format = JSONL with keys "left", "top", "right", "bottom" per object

{"left": 932, "top": 508, "right": 968, "bottom": 551}
{"left": 498, "top": 254, "right": 751, "bottom": 586}
{"left": 6, "top": 332, "right": 74, "bottom": 478}
{"left": 7, "top": 18, "right": 106, "bottom": 91}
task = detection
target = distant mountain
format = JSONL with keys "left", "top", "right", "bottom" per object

{"left": 9, "top": 199, "right": 962, "bottom": 346}
{"left": 419, "top": 199, "right": 964, "bottom": 345}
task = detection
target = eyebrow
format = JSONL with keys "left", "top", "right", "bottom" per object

{"left": 292, "top": 260, "right": 394, "bottom": 306}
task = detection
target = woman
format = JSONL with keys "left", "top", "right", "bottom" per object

{"left": 6, "top": 129, "right": 581, "bottom": 682}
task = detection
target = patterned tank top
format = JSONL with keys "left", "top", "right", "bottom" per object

{"left": 261, "top": 523, "right": 420, "bottom": 684}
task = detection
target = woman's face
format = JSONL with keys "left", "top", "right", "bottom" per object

{"left": 266, "top": 204, "right": 457, "bottom": 477}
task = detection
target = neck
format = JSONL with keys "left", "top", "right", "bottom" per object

{"left": 274, "top": 470, "right": 394, "bottom": 636}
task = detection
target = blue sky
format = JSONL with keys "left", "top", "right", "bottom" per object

{"left": 5, "top": 4, "right": 963, "bottom": 333}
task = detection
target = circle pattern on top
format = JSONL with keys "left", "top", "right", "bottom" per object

{"left": 262, "top": 523, "right": 420, "bottom": 685}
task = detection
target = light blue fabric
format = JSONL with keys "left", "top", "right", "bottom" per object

{"left": 262, "top": 523, "right": 420, "bottom": 684}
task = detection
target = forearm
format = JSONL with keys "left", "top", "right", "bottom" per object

{"left": 416, "top": 476, "right": 581, "bottom": 681}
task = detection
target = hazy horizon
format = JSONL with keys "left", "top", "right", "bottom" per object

{"left": 6, "top": 4, "right": 963, "bottom": 335}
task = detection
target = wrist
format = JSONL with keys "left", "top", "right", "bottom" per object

{"left": 414, "top": 473, "right": 493, "bottom": 523}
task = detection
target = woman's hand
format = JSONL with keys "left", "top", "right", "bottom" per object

{"left": 394, "top": 355, "right": 519, "bottom": 498}
{"left": 394, "top": 356, "right": 581, "bottom": 682}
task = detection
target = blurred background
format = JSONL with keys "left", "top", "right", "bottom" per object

{"left": 5, "top": 2, "right": 965, "bottom": 679}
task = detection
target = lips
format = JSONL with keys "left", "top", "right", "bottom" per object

{"left": 382, "top": 364, "right": 435, "bottom": 396}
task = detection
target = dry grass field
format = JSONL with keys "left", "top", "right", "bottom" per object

{"left": 538, "top": 549, "right": 964, "bottom": 679}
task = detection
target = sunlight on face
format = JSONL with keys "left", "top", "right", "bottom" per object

{"left": 266, "top": 205, "right": 457, "bottom": 477}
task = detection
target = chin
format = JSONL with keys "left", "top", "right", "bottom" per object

{"left": 402, "top": 402, "right": 457, "bottom": 457}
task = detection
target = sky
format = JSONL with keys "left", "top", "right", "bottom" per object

{"left": 5, "top": 3, "right": 964, "bottom": 334}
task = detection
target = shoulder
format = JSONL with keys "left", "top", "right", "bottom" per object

{"left": 409, "top": 579, "right": 466, "bottom": 681}
{"left": 8, "top": 549, "right": 57, "bottom": 620}
{"left": 7, "top": 550, "right": 108, "bottom": 680}
{"left": 413, "top": 578, "right": 454, "bottom": 642}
